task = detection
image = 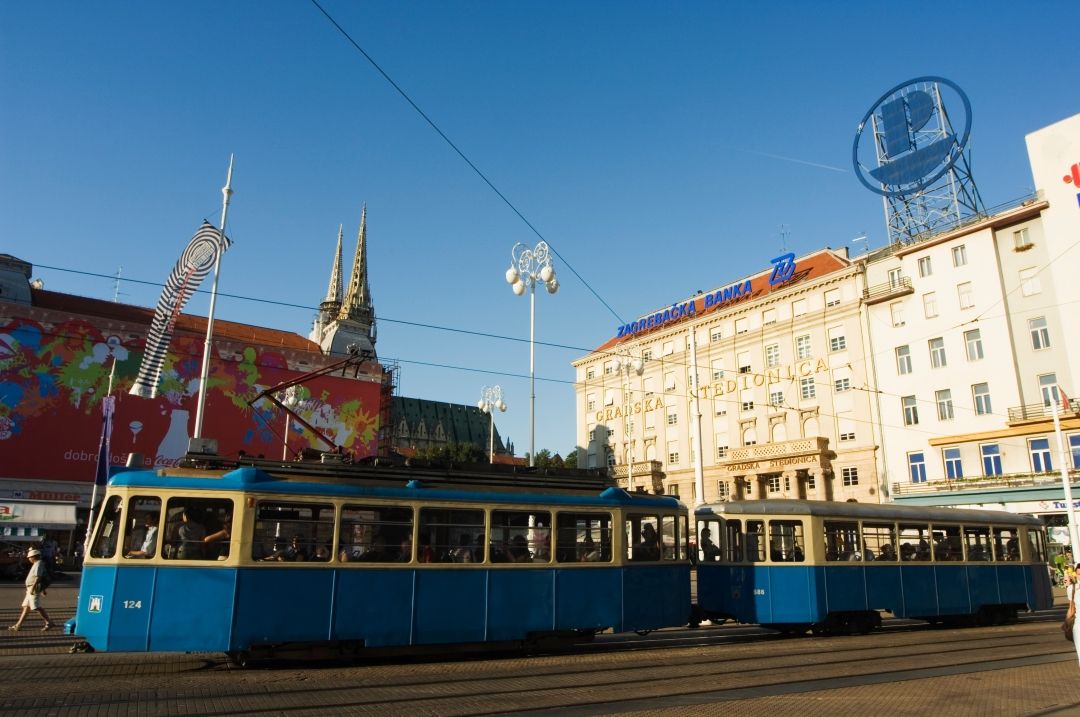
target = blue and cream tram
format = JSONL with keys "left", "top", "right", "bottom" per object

{"left": 695, "top": 499, "right": 1052, "bottom": 635}
{"left": 74, "top": 457, "right": 691, "bottom": 660}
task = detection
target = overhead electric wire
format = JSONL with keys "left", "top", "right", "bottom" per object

{"left": 307, "top": 0, "right": 625, "bottom": 325}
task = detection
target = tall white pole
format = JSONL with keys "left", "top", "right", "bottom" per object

{"left": 193, "top": 155, "right": 234, "bottom": 440}
{"left": 1051, "top": 390, "right": 1080, "bottom": 559}
{"left": 489, "top": 413, "right": 495, "bottom": 464}
{"left": 626, "top": 364, "right": 635, "bottom": 493}
{"left": 84, "top": 358, "right": 118, "bottom": 551}
{"left": 689, "top": 327, "right": 705, "bottom": 507}
{"left": 529, "top": 280, "right": 536, "bottom": 467}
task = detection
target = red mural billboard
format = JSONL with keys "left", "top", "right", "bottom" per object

{"left": 0, "top": 312, "right": 383, "bottom": 483}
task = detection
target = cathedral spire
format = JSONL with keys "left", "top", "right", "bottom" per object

{"left": 339, "top": 204, "right": 372, "bottom": 321}
{"left": 323, "top": 224, "right": 344, "bottom": 306}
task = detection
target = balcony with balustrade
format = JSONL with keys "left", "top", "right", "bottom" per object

{"left": 1007, "top": 398, "right": 1080, "bottom": 425}
{"left": 862, "top": 276, "right": 913, "bottom": 305}
{"left": 610, "top": 460, "right": 665, "bottom": 493}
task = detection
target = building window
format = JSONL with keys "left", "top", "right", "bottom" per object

{"left": 664, "top": 372, "right": 676, "bottom": 392}
{"left": 765, "top": 343, "right": 781, "bottom": 368}
{"left": 952, "top": 244, "right": 968, "bottom": 267}
{"left": 644, "top": 376, "right": 656, "bottom": 396}
{"left": 710, "top": 328, "right": 722, "bottom": 343}
{"left": 604, "top": 361, "right": 613, "bottom": 375}
{"left": 607, "top": 450, "right": 616, "bottom": 468}
{"left": 792, "top": 299, "right": 807, "bottom": 317}
{"left": 806, "top": 473, "right": 816, "bottom": 491}
{"left": 604, "top": 389, "right": 616, "bottom": 406}
{"left": 936, "top": 389, "right": 955, "bottom": 421}
{"left": 825, "top": 289, "right": 841, "bottom": 307}
{"left": 795, "top": 334, "right": 812, "bottom": 360}
{"left": 828, "top": 326, "right": 847, "bottom": 352}
{"left": 943, "top": 447, "right": 963, "bottom": 479}
{"left": 957, "top": 282, "right": 974, "bottom": 309}
{"left": 666, "top": 408, "right": 678, "bottom": 426}
{"left": 841, "top": 467, "right": 859, "bottom": 487}
{"left": 668, "top": 445, "right": 680, "bottom": 465}
{"left": 717, "top": 480, "right": 729, "bottom": 499}
{"left": 902, "top": 395, "right": 919, "bottom": 426}
{"left": 1014, "top": 228, "right": 1032, "bottom": 250}
{"left": 1071, "top": 434, "right": 1080, "bottom": 469}
{"left": 800, "top": 377, "right": 816, "bottom": 400}
{"left": 642, "top": 349, "right": 653, "bottom": 360}
{"left": 973, "top": 383, "right": 992, "bottom": 415}
{"left": 742, "top": 427, "right": 757, "bottom": 446}
{"left": 711, "top": 359, "right": 725, "bottom": 381}
{"left": 767, "top": 475, "right": 781, "bottom": 493}
{"left": 964, "top": 329, "right": 983, "bottom": 361}
{"left": 834, "top": 377, "right": 851, "bottom": 393}
{"left": 714, "top": 401, "right": 727, "bottom": 416}
{"left": 923, "top": 292, "right": 938, "bottom": 318}
{"left": 586, "top": 368, "right": 595, "bottom": 380}
{"left": 763, "top": 308, "right": 777, "bottom": 325}
{"left": 1030, "top": 438, "right": 1053, "bottom": 473}
{"left": 840, "top": 430, "right": 856, "bottom": 442}
{"left": 1039, "top": 373, "right": 1059, "bottom": 407}
{"left": 741, "top": 389, "right": 754, "bottom": 412}
{"left": 586, "top": 394, "right": 596, "bottom": 411}
{"left": 735, "top": 318, "right": 748, "bottom": 335}
{"left": 918, "top": 256, "right": 932, "bottom": 277}
{"left": 929, "top": 337, "right": 947, "bottom": 368}
{"left": 737, "top": 351, "right": 751, "bottom": 374}
{"left": 662, "top": 340, "right": 674, "bottom": 356}
{"left": 589, "top": 428, "right": 597, "bottom": 442}
{"left": 888, "top": 268, "right": 903, "bottom": 288}
{"left": 717, "top": 444, "right": 728, "bottom": 459}
{"left": 769, "top": 389, "right": 784, "bottom": 407}
{"left": 1020, "top": 267, "right": 1041, "bottom": 296}
{"left": 890, "top": 301, "right": 905, "bottom": 327}
{"left": 908, "top": 452, "right": 927, "bottom": 483}
{"left": 1029, "top": 316, "right": 1050, "bottom": 350}
{"left": 896, "top": 345, "right": 912, "bottom": 375}
{"left": 981, "top": 444, "right": 1002, "bottom": 476}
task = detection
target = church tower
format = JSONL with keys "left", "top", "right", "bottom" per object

{"left": 310, "top": 207, "right": 377, "bottom": 359}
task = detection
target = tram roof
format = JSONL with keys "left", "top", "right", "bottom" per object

{"left": 108, "top": 465, "right": 685, "bottom": 510}
{"left": 696, "top": 499, "right": 1043, "bottom": 526}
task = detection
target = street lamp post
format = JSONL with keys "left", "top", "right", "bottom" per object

{"left": 478, "top": 385, "right": 507, "bottom": 464}
{"left": 613, "top": 350, "right": 645, "bottom": 491}
{"left": 505, "top": 241, "right": 558, "bottom": 467}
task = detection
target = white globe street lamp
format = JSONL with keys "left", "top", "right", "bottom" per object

{"left": 505, "top": 241, "right": 558, "bottom": 467}
{"left": 613, "top": 350, "right": 646, "bottom": 491}
{"left": 478, "top": 385, "right": 508, "bottom": 464}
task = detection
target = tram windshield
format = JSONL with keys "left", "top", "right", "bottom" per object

{"left": 90, "top": 495, "right": 123, "bottom": 559}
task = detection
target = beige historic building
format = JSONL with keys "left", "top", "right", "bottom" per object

{"left": 573, "top": 248, "right": 882, "bottom": 505}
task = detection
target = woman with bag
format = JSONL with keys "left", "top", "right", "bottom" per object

{"left": 1067, "top": 563, "right": 1080, "bottom": 662}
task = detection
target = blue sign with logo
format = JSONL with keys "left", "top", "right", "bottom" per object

{"left": 852, "top": 76, "right": 972, "bottom": 198}
{"left": 769, "top": 253, "right": 796, "bottom": 285}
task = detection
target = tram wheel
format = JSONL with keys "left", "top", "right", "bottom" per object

{"left": 635, "top": 630, "right": 652, "bottom": 637}
{"left": 226, "top": 650, "right": 250, "bottom": 668}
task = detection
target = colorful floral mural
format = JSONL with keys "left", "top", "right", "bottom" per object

{"left": 0, "top": 316, "right": 382, "bottom": 481}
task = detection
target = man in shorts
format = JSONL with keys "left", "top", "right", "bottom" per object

{"left": 7, "top": 548, "right": 55, "bottom": 632}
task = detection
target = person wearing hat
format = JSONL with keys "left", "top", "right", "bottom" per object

{"left": 7, "top": 548, "right": 55, "bottom": 632}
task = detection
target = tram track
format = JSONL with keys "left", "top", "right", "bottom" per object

{"left": 0, "top": 618, "right": 1074, "bottom": 716}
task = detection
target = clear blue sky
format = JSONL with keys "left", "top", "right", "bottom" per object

{"left": 3, "top": 1, "right": 1079, "bottom": 459}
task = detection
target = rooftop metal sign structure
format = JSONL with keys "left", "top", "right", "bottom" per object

{"left": 853, "top": 77, "right": 984, "bottom": 244}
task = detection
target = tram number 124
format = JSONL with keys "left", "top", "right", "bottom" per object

{"left": 123, "top": 600, "right": 143, "bottom": 609}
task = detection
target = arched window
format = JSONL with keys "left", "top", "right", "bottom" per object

{"left": 772, "top": 422, "right": 787, "bottom": 442}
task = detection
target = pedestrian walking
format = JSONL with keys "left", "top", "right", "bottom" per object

{"left": 7, "top": 548, "right": 55, "bottom": 632}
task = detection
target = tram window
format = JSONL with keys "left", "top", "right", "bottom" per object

{"left": 677, "top": 514, "right": 689, "bottom": 561}
{"left": 339, "top": 505, "right": 413, "bottom": 563}
{"left": 556, "top": 512, "right": 611, "bottom": 563}
{"left": 492, "top": 510, "right": 552, "bottom": 563}
{"left": 746, "top": 520, "right": 766, "bottom": 562}
{"left": 697, "top": 519, "right": 722, "bottom": 562}
{"left": 725, "top": 520, "right": 744, "bottom": 563}
{"left": 90, "top": 496, "right": 123, "bottom": 559}
{"left": 768, "top": 520, "right": 805, "bottom": 562}
{"left": 824, "top": 521, "right": 861, "bottom": 561}
{"left": 963, "top": 525, "right": 992, "bottom": 561}
{"left": 898, "top": 524, "right": 931, "bottom": 561}
{"left": 661, "top": 515, "right": 680, "bottom": 560}
{"left": 626, "top": 514, "right": 661, "bottom": 561}
{"left": 123, "top": 496, "right": 162, "bottom": 559}
{"left": 861, "top": 522, "right": 897, "bottom": 562}
{"left": 419, "top": 508, "right": 484, "bottom": 564}
{"left": 162, "top": 498, "right": 234, "bottom": 561}
{"left": 253, "top": 501, "right": 334, "bottom": 562}
{"left": 931, "top": 525, "right": 963, "bottom": 561}
{"left": 993, "top": 527, "right": 1021, "bottom": 561}
{"left": 1027, "top": 528, "right": 1048, "bottom": 563}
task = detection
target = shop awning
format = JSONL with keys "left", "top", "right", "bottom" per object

{"left": 0, "top": 501, "right": 77, "bottom": 529}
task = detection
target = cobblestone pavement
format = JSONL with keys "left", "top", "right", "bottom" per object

{"left": 1, "top": 579, "right": 1077, "bottom": 716}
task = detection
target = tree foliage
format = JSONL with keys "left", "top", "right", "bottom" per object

{"left": 412, "top": 441, "right": 487, "bottom": 464}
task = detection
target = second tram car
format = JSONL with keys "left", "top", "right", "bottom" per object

{"left": 695, "top": 499, "right": 1053, "bottom": 634}
{"left": 74, "top": 458, "right": 691, "bottom": 661}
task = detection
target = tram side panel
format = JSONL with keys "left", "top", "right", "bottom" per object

{"left": 333, "top": 568, "right": 416, "bottom": 647}
{"left": 622, "top": 565, "right": 691, "bottom": 631}
{"left": 150, "top": 567, "right": 237, "bottom": 652}
{"left": 233, "top": 568, "right": 336, "bottom": 647}
{"left": 487, "top": 568, "right": 556, "bottom": 641}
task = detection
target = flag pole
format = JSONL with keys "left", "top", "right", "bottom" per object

{"left": 1051, "top": 387, "right": 1080, "bottom": 560}
{"left": 193, "top": 155, "right": 234, "bottom": 440}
